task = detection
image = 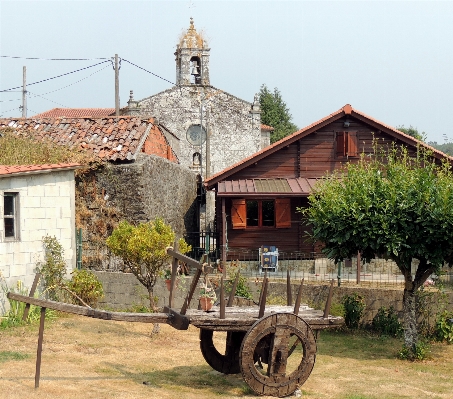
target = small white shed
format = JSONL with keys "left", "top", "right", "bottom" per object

{"left": 0, "top": 163, "right": 80, "bottom": 314}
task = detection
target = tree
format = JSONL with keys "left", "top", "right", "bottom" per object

{"left": 300, "top": 145, "right": 453, "bottom": 359}
{"left": 397, "top": 125, "right": 427, "bottom": 142}
{"left": 106, "top": 218, "right": 190, "bottom": 310}
{"left": 259, "top": 84, "right": 298, "bottom": 143}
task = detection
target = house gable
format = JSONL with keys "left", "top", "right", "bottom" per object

{"left": 205, "top": 104, "right": 453, "bottom": 187}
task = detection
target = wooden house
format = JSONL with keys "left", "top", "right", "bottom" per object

{"left": 204, "top": 104, "right": 451, "bottom": 261}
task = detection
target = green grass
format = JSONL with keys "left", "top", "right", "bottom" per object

{"left": 0, "top": 351, "right": 29, "bottom": 363}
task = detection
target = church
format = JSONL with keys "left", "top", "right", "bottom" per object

{"left": 122, "top": 18, "right": 270, "bottom": 178}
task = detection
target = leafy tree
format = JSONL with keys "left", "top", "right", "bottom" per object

{"left": 397, "top": 125, "right": 426, "bottom": 142}
{"left": 106, "top": 218, "right": 190, "bottom": 310}
{"left": 428, "top": 141, "right": 453, "bottom": 156}
{"left": 300, "top": 145, "right": 453, "bottom": 359}
{"left": 259, "top": 84, "right": 298, "bottom": 143}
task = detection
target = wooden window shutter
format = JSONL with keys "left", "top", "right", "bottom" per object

{"left": 231, "top": 199, "right": 246, "bottom": 229}
{"left": 275, "top": 198, "right": 291, "bottom": 228}
{"left": 347, "top": 131, "right": 358, "bottom": 157}
{"left": 336, "top": 132, "right": 346, "bottom": 157}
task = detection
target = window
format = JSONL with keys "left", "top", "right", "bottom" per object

{"left": 336, "top": 131, "right": 358, "bottom": 158}
{"left": 231, "top": 198, "right": 291, "bottom": 229}
{"left": 3, "top": 193, "right": 18, "bottom": 239}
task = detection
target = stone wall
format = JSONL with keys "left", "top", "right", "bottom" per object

{"left": 97, "top": 154, "right": 198, "bottom": 236}
{"left": 137, "top": 85, "right": 262, "bottom": 176}
{"left": 77, "top": 154, "right": 198, "bottom": 270}
{"left": 94, "top": 271, "right": 453, "bottom": 325}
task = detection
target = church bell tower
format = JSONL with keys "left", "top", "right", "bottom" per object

{"left": 175, "top": 18, "right": 210, "bottom": 86}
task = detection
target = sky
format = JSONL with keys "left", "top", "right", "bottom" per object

{"left": 1, "top": 0, "right": 453, "bottom": 144}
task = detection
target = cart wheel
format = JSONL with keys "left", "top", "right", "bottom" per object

{"left": 200, "top": 329, "right": 246, "bottom": 374}
{"left": 239, "top": 313, "right": 316, "bottom": 397}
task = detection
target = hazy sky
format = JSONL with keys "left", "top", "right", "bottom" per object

{"left": 1, "top": 1, "right": 453, "bottom": 143}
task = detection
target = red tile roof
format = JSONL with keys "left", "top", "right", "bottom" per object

{"left": 33, "top": 108, "right": 115, "bottom": 118}
{"left": 0, "top": 163, "right": 81, "bottom": 177}
{"left": 205, "top": 104, "right": 453, "bottom": 188}
{"left": 0, "top": 117, "right": 178, "bottom": 163}
{"left": 261, "top": 124, "right": 274, "bottom": 131}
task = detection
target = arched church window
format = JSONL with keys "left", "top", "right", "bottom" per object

{"left": 186, "top": 124, "right": 207, "bottom": 146}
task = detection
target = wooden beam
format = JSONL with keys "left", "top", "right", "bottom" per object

{"left": 35, "top": 306, "right": 46, "bottom": 388}
{"left": 293, "top": 278, "right": 304, "bottom": 316}
{"left": 258, "top": 278, "right": 269, "bottom": 318}
{"left": 221, "top": 197, "right": 227, "bottom": 278}
{"left": 323, "top": 279, "right": 335, "bottom": 318}
{"left": 23, "top": 273, "right": 41, "bottom": 321}
{"left": 7, "top": 293, "right": 169, "bottom": 323}
{"left": 168, "top": 256, "right": 179, "bottom": 308}
{"left": 180, "top": 268, "right": 203, "bottom": 315}
{"left": 166, "top": 248, "right": 202, "bottom": 270}
{"left": 219, "top": 276, "right": 225, "bottom": 319}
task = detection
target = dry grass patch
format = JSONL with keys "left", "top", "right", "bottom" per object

{"left": 1, "top": 315, "right": 453, "bottom": 399}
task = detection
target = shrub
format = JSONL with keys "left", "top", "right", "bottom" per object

{"left": 398, "top": 340, "right": 430, "bottom": 361}
{"left": 342, "top": 293, "right": 365, "bottom": 329}
{"left": 226, "top": 271, "right": 253, "bottom": 300}
{"left": 36, "top": 235, "right": 67, "bottom": 301}
{"left": 67, "top": 269, "right": 104, "bottom": 308}
{"left": 372, "top": 306, "right": 402, "bottom": 337}
{"left": 435, "top": 311, "right": 453, "bottom": 344}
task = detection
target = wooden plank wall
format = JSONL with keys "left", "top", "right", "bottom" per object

{"left": 216, "top": 116, "right": 424, "bottom": 255}
{"left": 219, "top": 197, "right": 313, "bottom": 253}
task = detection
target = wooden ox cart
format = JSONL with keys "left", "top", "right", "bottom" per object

{"left": 7, "top": 248, "right": 343, "bottom": 397}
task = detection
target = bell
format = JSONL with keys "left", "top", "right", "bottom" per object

{"left": 191, "top": 61, "right": 200, "bottom": 75}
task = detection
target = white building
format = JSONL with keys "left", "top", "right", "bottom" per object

{"left": 0, "top": 163, "right": 79, "bottom": 314}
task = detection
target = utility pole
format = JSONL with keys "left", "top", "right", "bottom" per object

{"left": 114, "top": 54, "right": 119, "bottom": 118}
{"left": 22, "top": 66, "right": 27, "bottom": 118}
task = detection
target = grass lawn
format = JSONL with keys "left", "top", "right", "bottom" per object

{"left": 0, "top": 314, "right": 452, "bottom": 399}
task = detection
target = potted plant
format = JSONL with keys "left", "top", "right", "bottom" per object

{"left": 199, "top": 282, "right": 217, "bottom": 311}
{"left": 162, "top": 268, "right": 173, "bottom": 291}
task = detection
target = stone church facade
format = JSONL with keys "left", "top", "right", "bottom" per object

{"left": 123, "top": 18, "right": 267, "bottom": 178}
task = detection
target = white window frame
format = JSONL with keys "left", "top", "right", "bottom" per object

{"left": 3, "top": 192, "right": 19, "bottom": 241}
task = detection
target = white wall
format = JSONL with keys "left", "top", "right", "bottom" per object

{"left": 0, "top": 170, "right": 76, "bottom": 314}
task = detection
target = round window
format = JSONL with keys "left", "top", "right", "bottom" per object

{"left": 186, "top": 124, "right": 207, "bottom": 146}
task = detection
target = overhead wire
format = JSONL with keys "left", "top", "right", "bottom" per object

{"left": 1, "top": 55, "right": 109, "bottom": 61}
{"left": 0, "top": 60, "right": 111, "bottom": 93}
{"left": 27, "top": 91, "right": 67, "bottom": 108}
{"left": 0, "top": 105, "right": 22, "bottom": 117}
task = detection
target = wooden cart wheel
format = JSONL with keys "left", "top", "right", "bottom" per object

{"left": 239, "top": 313, "right": 316, "bottom": 397}
{"left": 199, "top": 329, "right": 246, "bottom": 374}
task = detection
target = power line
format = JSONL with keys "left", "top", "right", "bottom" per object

{"left": 1, "top": 55, "right": 109, "bottom": 61}
{"left": 34, "top": 63, "right": 111, "bottom": 96}
{"left": 28, "top": 91, "right": 67, "bottom": 108}
{"left": 122, "top": 59, "right": 175, "bottom": 85}
{"left": 0, "top": 60, "right": 111, "bottom": 93}
{"left": 0, "top": 105, "right": 21, "bottom": 117}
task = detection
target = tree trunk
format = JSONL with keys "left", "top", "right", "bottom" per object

{"left": 402, "top": 280, "right": 418, "bottom": 357}
{"left": 148, "top": 287, "right": 157, "bottom": 311}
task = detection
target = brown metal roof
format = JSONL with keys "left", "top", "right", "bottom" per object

{"left": 217, "top": 178, "right": 318, "bottom": 197}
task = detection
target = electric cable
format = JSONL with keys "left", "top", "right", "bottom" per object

{"left": 0, "top": 105, "right": 22, "bottom": 117}
{"left": 27, "top": 91, "right": 67, "bottom": 108}
{"left": 1, "top": 55, "right": 109, "bottom": 61}
{"left": 122, "top": 59, "right": 175, "bottom": 85}
{"left": 0, "top": 60, "right": 111, "bottom": 92}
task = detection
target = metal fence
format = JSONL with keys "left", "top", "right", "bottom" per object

{"left": 213, "top": 246, "right": 453, "bottom": 289}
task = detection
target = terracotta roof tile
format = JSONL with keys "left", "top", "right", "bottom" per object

{"left": 0, "top": 117, "right": 178, "bottom": 163}
{"left": 0, "top": 163, "right": 81, "bottom": 177}
{"left": 33, "top": 108, "right": 115, "bottom": 118}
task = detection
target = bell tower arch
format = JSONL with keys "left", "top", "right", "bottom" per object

{"left": 175, "top": 18, "right": 210, "bottom": 86}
